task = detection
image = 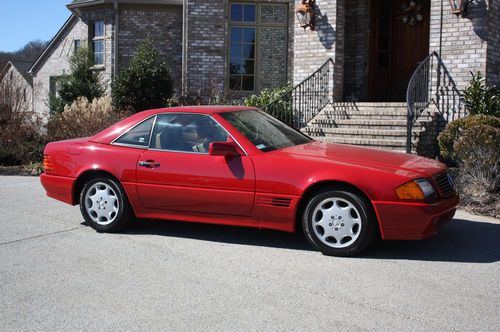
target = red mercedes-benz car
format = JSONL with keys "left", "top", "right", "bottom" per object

{"left": 41, "top": 106, "right": 459, "bottom": 256}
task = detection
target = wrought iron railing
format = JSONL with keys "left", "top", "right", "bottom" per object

{"left": 262, "top": 58, "right": 334, "bottom": 128}
{"left": 406, "top": 51, "right": 465, "bottom": 153}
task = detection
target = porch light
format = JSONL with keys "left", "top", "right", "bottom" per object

{"left": 448, "top": 0, "right": 467, "bottom": 16}
{"left": 295, "top": 0, "right": 316, "bottom": 30}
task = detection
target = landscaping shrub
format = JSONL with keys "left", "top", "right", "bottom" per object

{"left": 463, "top": 72, "right": 500, "bottom": 117}
{"left": 0, "top": 110, "right": 45, "bottom": 166}
{"left": 165, "top": 93, "right": 203, "bottom": 107}
{"left": 438, "top": 114, "right": 500, "bottom": 161}
{"left": 49, "top": 47, "right": 104, "bottom": 114}
{"left": 47, "top": 96, "right": 131, "bottom": 142}
{"left": 452, "top": 123, "right": 500, "bottom": 216}
{"left": 244, "top": 83, "right": 292, "bottom": 122}
{"left": 454, "top": 124, "right": 500, "bottom": 194}
{"left": 112, "top": 38, "right": 173, "bottom": 112}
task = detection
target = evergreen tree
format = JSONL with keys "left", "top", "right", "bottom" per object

{"left": 49, "top": 47, "right": 104, "bottom": 113}
{"left": 112, "top": 37, "right": 173, "bottom": 112}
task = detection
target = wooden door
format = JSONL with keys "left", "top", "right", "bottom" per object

{"left": 368, "top": 0, "right": 430, "bottom": 101}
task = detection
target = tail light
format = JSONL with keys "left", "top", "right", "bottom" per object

{"left": 43, "top": 155, "right": 54, "bottom": 173}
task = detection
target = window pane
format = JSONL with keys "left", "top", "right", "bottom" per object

{"left": 243, "top": 28, "right": 255, "bottom": 44}
{"left": 230, "top": 44, "right": 241, "bottom": 59}
{"left": 94, "top": 40, "right": 104, "bottom": 53}
{"left": 94, "top": 21, "right": 104, "bottom": 37}
{"left": 242, "top": 76, "right": 254, "bottom": 91}
{"left": 230, "top": 27, "right": 242, "bottom": 43}
{"left": 229, "top": 75, "right": 242, "bottom": 90}
{"left": 242, "top": 44, "right": 255, "bottom": 59}
{"left": 243, "top": 5, "right": 256, "bottom": 22}
{"left": 115, "top": 117, "right": 155, "bottom": 147}
{"left": 151, "top": 114, "right": 228, "bottom": 153}
{"left": 242, "top": 60, "right": 254, "bottom": 74}
{"left": 230, "top": 59, "right": 242, "bottom": 74}
{"left": 231, "top": 4, "right": 243, "bottom": 21}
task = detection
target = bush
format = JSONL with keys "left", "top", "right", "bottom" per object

{"left": 47, "top": 96, "right": 131, "bottom": 141}
{"left": 463, "top": 72, "right": 500, "bottom": 117}
{"left": 454, "top": 124, "right": 500, "bottom": 194}
{"left": 0, "top": 111, "right": 45, "bottom": 166}
{"left": 244, "top": 83, "right": 292, "bottom": 122}
{"left": 112, "top": 38, "right": 173, "bottom": 112}
{"left": 438, "top": 114, "right": 500, "bottom": 161}
{"left": 49, "top": 47, "right": 104, "bottom": 114}
{"left": 165, "top": 93, "right": 203, "bottom": 107}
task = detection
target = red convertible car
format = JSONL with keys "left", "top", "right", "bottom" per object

{"left": 41, "top": 106, "right": 459, "bottom": 256}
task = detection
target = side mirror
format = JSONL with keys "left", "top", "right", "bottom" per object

{"left": 209, "top": 142, "right": 243, "bottom": 157}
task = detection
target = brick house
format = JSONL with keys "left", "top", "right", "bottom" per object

{"left": 0, "top": 61, "right": 33, "bottom": 118}
{"left": 27, "top": 0, "right": 499, "bottom": 154}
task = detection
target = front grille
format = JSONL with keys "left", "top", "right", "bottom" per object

{"left": 433, "top": 172, "right": 455, "bottom": 198}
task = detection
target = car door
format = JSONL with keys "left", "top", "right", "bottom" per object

{"left": 135, "top": 113, "right": 256, "bottom": 217}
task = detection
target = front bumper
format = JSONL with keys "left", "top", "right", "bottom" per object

{"left": 40, "top": 173, "right": 76, "bottom": 205}
{"left": 373, "top": 194, "right": 459, "bottom": 240}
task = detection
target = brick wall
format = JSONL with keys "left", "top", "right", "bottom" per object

{"left": 185, "top": 0, "right": 226, "bottom": 96}
{"left": 343, "top": 0, "right": 369, "bottom": 101}
{"left": 429, "top": 0, "right": 488, "bottom": 91}
{"left": 118, "top": 4, "right": 183, "bottom": 90}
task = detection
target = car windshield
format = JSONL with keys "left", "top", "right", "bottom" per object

{"left": 220, "top": 110, "right": 312, "bottom": 152}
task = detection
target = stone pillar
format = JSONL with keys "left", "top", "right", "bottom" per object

{"left": 429, "top": 0, "right": 488, "bottom": 91}
{"left": 293, "top": 0, "right": 342, "bottom": 99}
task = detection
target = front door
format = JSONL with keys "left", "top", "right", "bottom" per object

{"left": 368, "top": 0, "right": 430, "bottom": 101}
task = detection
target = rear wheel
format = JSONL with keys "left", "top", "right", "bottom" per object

{"left": 80, "top": 177, "right": 134, "bottom": 232}
{"left": 302, "top": 189, "right": 377, "bottom": 256}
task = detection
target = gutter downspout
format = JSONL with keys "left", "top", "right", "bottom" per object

{"left": 114, "top": 0, "right": 119, "bottom": 79}
{"left": 182, "top": 0, "right": 188, "bottom": 94}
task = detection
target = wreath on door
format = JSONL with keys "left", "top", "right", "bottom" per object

{"left": 399, "top": 0, "right": 426, "bottom": 26}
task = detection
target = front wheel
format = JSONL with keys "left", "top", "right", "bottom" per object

{"left": 302, "top": 189, "right": 377, "bottom": 256}
{"left": 80, "top": 177, "right": 135, "bottom": 232}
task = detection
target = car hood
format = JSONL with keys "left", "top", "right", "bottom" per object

{"left": 277, "top": 141, "right": 446, "bottom": 177}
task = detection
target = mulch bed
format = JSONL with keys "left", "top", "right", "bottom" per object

{"left": 0, "top": 166, "right": 41, "bottom": 176}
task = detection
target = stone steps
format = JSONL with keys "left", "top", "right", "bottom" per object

{"left": 308, "top": 119, "right": 429, "bottom": 129}
{"left": 303, "top": 102, "right": 435, "bottom": 153}
{"left": 301, "top": 127, "right": 419, "bottom": 140}
{"left": 315, "top": 136, "right": 408, "bottom": 152}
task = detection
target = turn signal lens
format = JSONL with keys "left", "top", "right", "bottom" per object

{"left": 396, "top": 181, "right": 425, "bottom": 200}
{"left": 43, "top": 155, "right": 54, "bottom": 173}
{"left": 396, "top": 179, "right": 437, "bottom": 201}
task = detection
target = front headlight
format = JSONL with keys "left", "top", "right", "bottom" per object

{"left": 396, "top": 178, "right": 437, "bottom": 201}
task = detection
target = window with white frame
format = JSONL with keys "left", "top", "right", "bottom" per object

{"left": 92, "top": 21, "right": 105, "bottom": 66}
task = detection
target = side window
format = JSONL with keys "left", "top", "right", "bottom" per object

{"left": 150, "top": 114, "right": 228, "bottom": 153}
{"left": 114, "top": 116, "right": 155, "bottom": 147}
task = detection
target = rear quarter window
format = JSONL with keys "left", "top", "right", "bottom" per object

{"left": 114, "top": 116, "right": 155, "bottom": 147}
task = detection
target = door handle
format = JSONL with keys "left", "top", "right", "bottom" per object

{"left": 138, "top": 160, "right": 160, "bottom": 168}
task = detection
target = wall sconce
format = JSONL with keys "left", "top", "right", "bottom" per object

{"left": 295, "top": 0, "right": 316, "bottom": 30}
{"left": 448, "top": 0, "right": 468, "bottom": 16}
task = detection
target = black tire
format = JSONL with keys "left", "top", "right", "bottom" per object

{"left": 302, "top": 188, "right": 377, "bottom": 257}
{"left": 79, "top": 176, "right": 135, "bottom": 232}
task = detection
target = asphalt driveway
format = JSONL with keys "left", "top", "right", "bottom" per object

{"left": 0, "top": 176, "right": 499, "bottom": 331}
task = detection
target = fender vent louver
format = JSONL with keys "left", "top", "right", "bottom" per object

{"left": 257, "top": 197, "right": 292, "bottom": 208}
